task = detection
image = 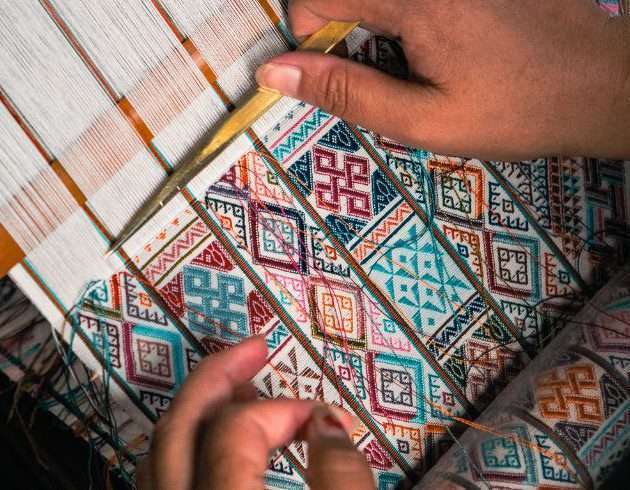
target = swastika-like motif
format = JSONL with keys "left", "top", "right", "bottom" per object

{"left": 51, "top": 21, "right": 630, "bottom": 490}
{"left": 261, "top": 216, "right": 295, "bottom": 254}
{"left": 535, "top": 364, "right": 604, "bottom": 423}
{"left": 441, "top": 174, "right": 472, "bottom": 214}
{"left": 122, "top": 322, "right": 184, "bottom": 391}
{"left": 496, "top": 247, "right": 529, "bottom": 285}
{"left": 428, "top": 160, "right": 484, "bottom": 225}
{"left": 485, "top": 232, "right": 541, "bottom": 301}
{"left": 183, "top": 265, "right": 248, "bottom": 340}
{"left": 367, "top": 352, "right": 425, "bottom": 422}
{"left": 313, "top": 145, "right": 372, "bottom": 219}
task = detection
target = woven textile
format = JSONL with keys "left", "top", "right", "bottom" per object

{"left": 70, "top": 94, "right": 630, "bottom": 487}
{"left": 1, "top": 0, "right": 629, "bottom": 488}
{"left": 418, "top": 270, "right": 630, "bottom": 489}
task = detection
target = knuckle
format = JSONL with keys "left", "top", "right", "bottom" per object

{"left": 319, "top": 64, "right": 351, "bottom": 118}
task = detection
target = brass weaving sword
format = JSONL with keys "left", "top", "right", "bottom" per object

{"left": 106, "top": 21, "right": 359, "bottom": 256}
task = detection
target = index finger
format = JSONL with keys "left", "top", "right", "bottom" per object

{"left": 166, "top": 335, "right": 267, "bottom": 421}
{"left": 149, "top": 336, "right": 268, "bottom": 490}
{"left": 199, "top": 401, "right": 358, "bottom": 488}
{"left": 288, "top": 0, "right": 405, "bottom": 39}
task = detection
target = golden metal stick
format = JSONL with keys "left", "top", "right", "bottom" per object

{"left": 106, "top": 20, "right": 359, "bottom": 256}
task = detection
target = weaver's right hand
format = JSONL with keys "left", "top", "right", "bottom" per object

{"left": 256, "top": 0, "right": 630, "bottom": 161}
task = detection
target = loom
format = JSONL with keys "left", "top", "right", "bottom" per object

{"left": 1, "top": 1, "right": 629, "bottom": 488}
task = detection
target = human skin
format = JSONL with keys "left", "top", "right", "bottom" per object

{"left": 136, "top": 336, "right": 375, "bottom": 489}
{"left": 256, "top": 0, "right": 630, "bottom": 160}
{"left": 140, "top": 2, "right": 630, "bottom": 488}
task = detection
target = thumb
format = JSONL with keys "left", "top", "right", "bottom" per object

{"left": 306, "top": 405, "right": 375, "bottom": 490}
{"left": 255, "top": 51, "right": 428, "bottom": 144}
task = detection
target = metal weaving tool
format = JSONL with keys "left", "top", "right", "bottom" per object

{"left": 107, "top": 20, "right": 359, "bottom": 256}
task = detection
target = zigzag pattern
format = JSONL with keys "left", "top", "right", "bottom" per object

{"left": 352, "top": 202, "right": 412, "bottom": 262}
{"left": 272, "top": 109, "right": 331, "bottom": 162}
{"left": 266, "top": 323, "right": 290, "bottom": 350}
{"left": 431, "top": 295, "right": 487, "bottom": 353}
{"left": 582, "top": 405, "right": 630, "bottom": 465}
{"left": 144, "top": 220, "right": 210, "bottom": 283}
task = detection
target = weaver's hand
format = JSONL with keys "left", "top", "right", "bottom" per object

{"left": 256, "top": 0, "right": 630, "bottom": 160}
{"left": 136, "top": 336, "right": 374, "bottom": 490}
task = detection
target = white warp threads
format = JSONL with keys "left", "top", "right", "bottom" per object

{"left": 0, "top": 1, "right": 383, "bottom": 465}
{"left": 0, "top": 1, "right": 114, "bottom": 157}
{"left": 0, "top": 1, "right": 168, "bottom": 235}
{"left": 0, "top": 105, "right": 77, "bottom": 252}
{"left": 150, "top": 87, "right": 227, "bottom": 166}
{"left": 0, "top": 0, "right": 365, "bottom": 323}
{"left": 50, "top": 0, "right": 224, "bottom": 138}
{"left": 160, "top": 0, "right": 288, "bottom": 101}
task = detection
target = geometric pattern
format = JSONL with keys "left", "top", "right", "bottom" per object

{"left": 470, "top": 425, "right": 537, "bottom": 485}
{"left": 2, "top": 1, "right": 628, "bottom": 488}
{"left": 428, "top": 160, "right": 484, "bottom": 226}
{"left": 367, "top": 352, "right": 424, "bottom": 423}
{"left": 183, "top": 265, "right": 248, "bottom": 341}
{"left": 485, "top": 231, "right": 541, "bottom": 302}
{"left": 62, "top": 6, "right": 630, "bottom": 487}
{"left": 309, "top": 277, "right": 366, "bottom": 349}
{"left": 535, "top": 364, "right": 603, "bottom": 424}
{"left": 416, "top": 278, "right": 630, "bottom": 489}
{"left": 122, "top": 322, "right": 184, "bottom": 391}
{"left": 250, "top": 201, "right": 308, "bottom": 274}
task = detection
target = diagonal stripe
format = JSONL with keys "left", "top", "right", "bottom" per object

{"left": 349, "top": 126, "right": 535, "bottom": 359}
{"left": 252, "top": 132, "right": 478, "bottom": 416}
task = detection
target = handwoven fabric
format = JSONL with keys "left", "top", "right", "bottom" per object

{"left": 1, "top": 0, "right": 629, "bottom": 488}
{"left": 70, "top": 91, "right": 630, "bottom": 487}
{"left": 417, "top": 270, "right": 630, "bottom": 489}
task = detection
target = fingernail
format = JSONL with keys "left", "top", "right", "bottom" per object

{"left": 255, "top": 63, "right": 302, "bottom": 96}
{"left": 309, "top": 406, "right": 350, "bottom": 440}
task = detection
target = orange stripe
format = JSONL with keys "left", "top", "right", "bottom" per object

{"left": 40, "top": 0, "right": 118, "bottom": 101}
{"left": 51, "top": 160, "right": 87, "bottom": 205}
{"left": 146, "top": 1, "right": 235, "bottom": 110}
{"left": 117, "top": 97, "right": 154, "bottom": 146}
{"left": 50, "top": 161, "right": 114, "bottom": 242}
{"left": 42, "top": 0, "right": 171, "bottom": 173}
{"left": 0, "top": 224, "right": 25, "bottom": 277}
{"left": 257, "top": 0, "right": 282, "bottom": 27}
{"left": 116, "top": 97, "right": 173, "bottom": 173}
{"left": 0, "top": 98, "right": 115, "bottom": 265}
{"left": 182, "top": 39, "right": 216, "bottom": 84}
{"left": 182, "top": 39, "right": 234, "bottom": 109}
{"left": 149, "top": 0, "right": 186, "bottom": 42}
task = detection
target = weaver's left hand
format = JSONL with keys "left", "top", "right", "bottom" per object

{"left": 135, "top": 336, "right": 374, "bottom": 489}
